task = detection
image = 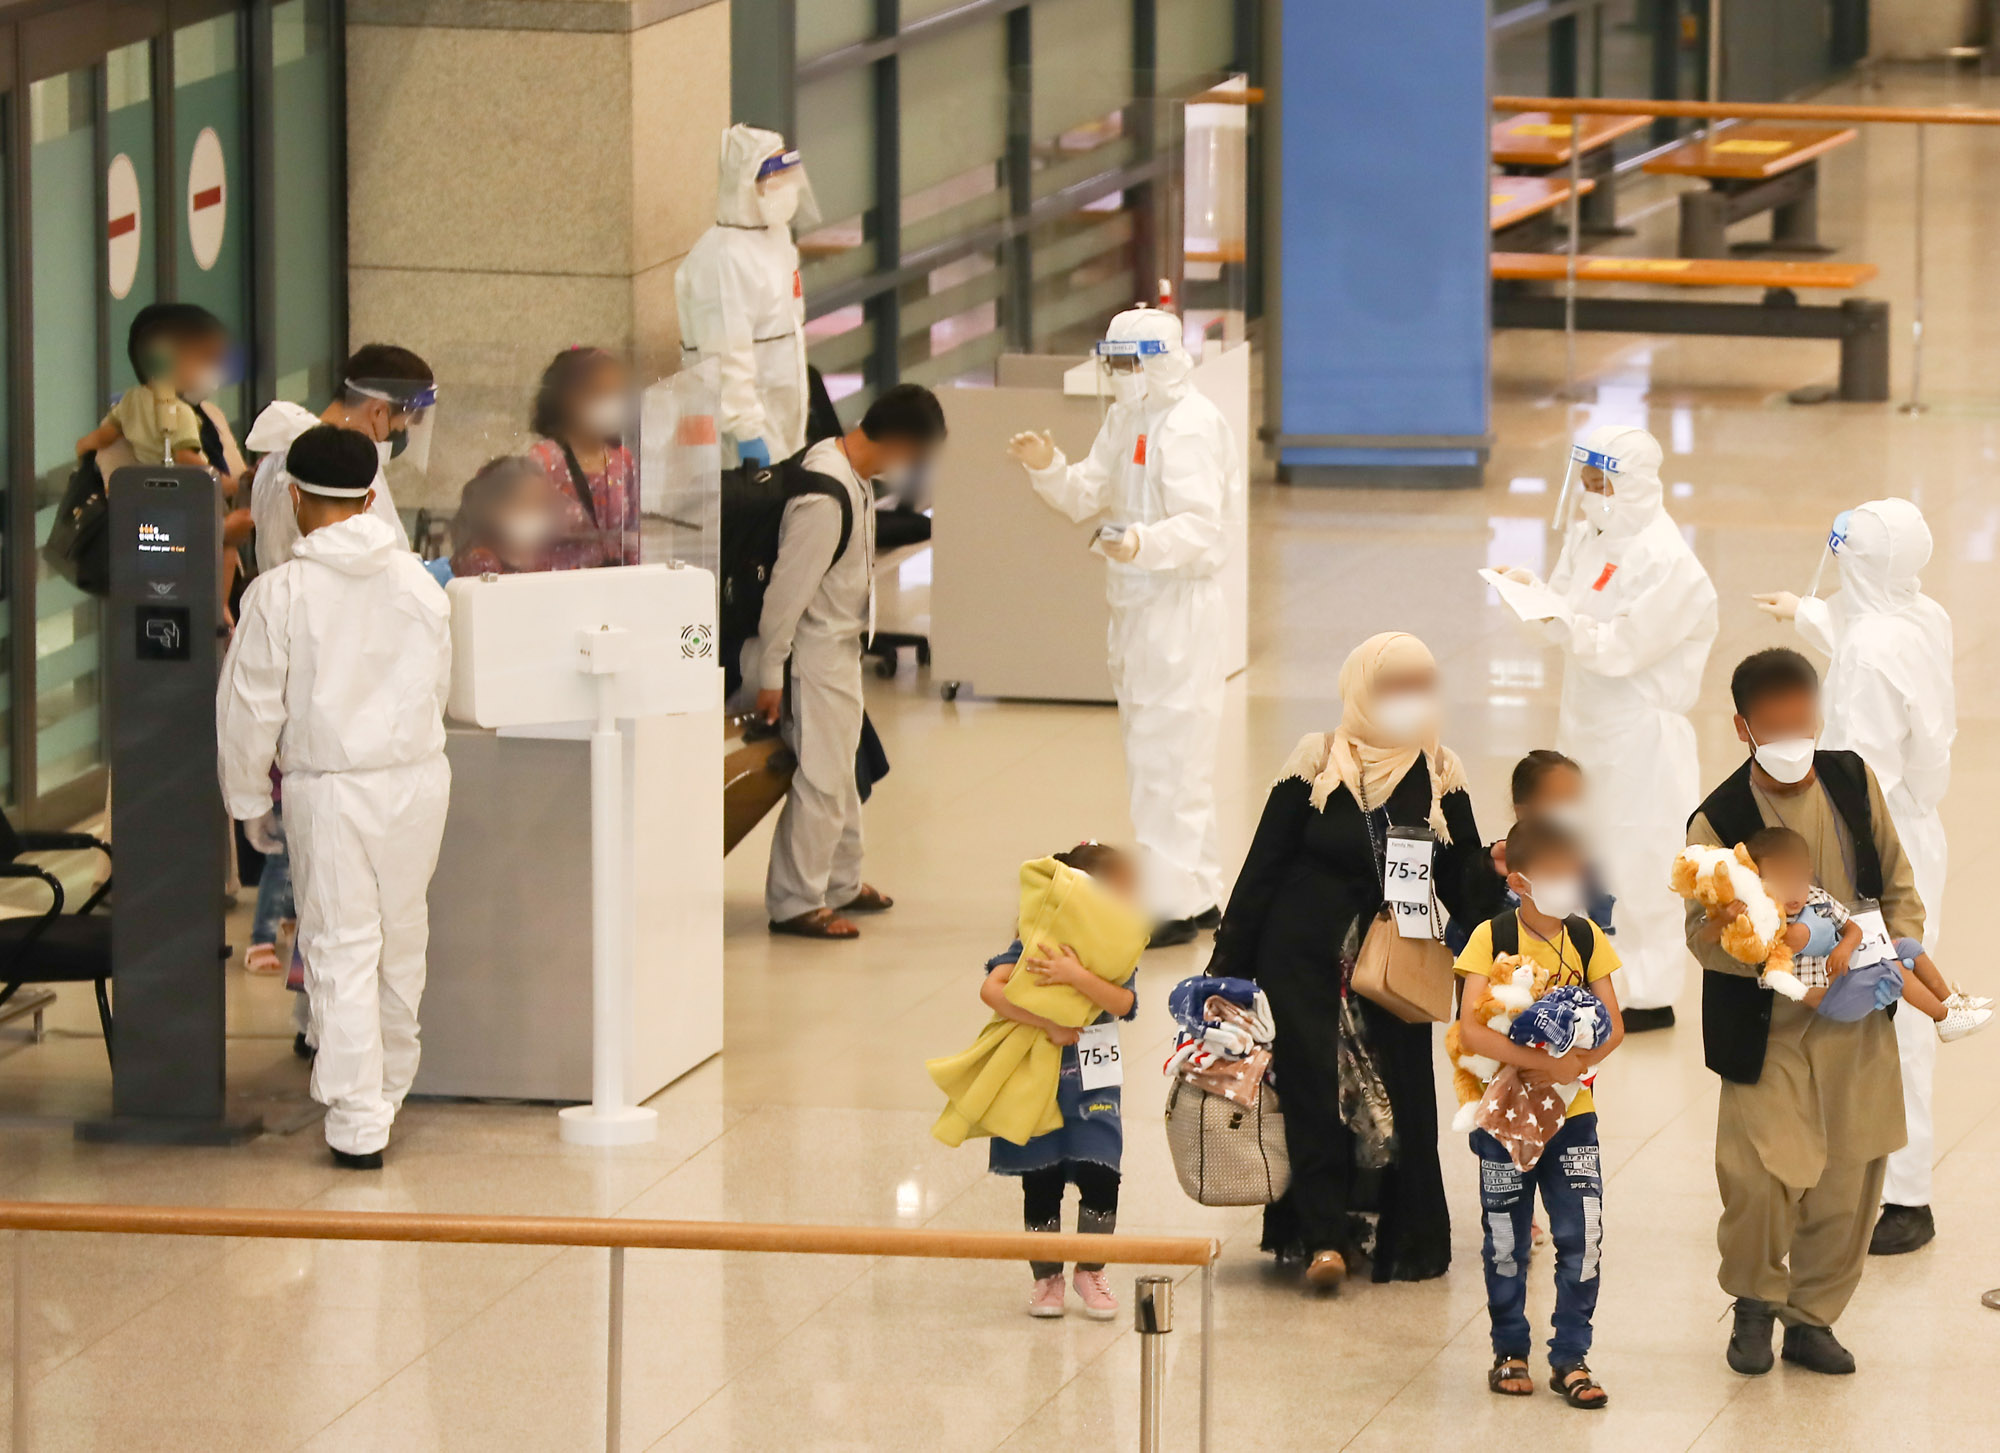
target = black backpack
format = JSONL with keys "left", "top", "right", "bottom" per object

{"left": 1489, "top": 908, "right": 1597, "bottom": 974}
{"left": 42, "top": 453, "right": 112, "bottom": 597}
{"left": 719, "top": 455, "right": 854, "bottom": 690}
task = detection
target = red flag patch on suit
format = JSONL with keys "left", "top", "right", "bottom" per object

{"left": 1591, "top": 563, "right": 1618, "bottom": 592}
{"left": 1133, "top": 435, "right": 1148, "bottom": 466}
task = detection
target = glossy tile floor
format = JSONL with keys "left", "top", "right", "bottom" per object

{"left": 9, "top": 68, "right": 2000, "bottom": 1451}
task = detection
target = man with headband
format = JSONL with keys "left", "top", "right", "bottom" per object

{"left": 219, "top": 425, "right": 453, "bottom": 1169}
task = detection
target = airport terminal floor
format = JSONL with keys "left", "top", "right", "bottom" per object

{"left": 7, "top": 71, "right": 2000, "bottom": 1451}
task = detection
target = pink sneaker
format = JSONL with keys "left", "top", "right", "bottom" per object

{"left": 1072, "top": 1267, "right": 1117, "bottom": 1321}
{"left": 1028, "top": 1273, "right": 1067, "bottom": 1318}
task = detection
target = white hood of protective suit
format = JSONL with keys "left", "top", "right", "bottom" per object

{"left": 1836, "top": 497, "right": 1932, "bottom": 615}
{"left": 1106, "top": 307, "right": 1195, "bottom": 407}
{"left": 1798, "top": 497, "right": 1955, "bottom": 815}
{"left": 217, "top": 512, "right": 450, "bottom": 818}
{"left": 716, "top": 123, "right": 789, "bottom": 229}
{"left": 245, "top": 399, "right": 323, "bottom": 454}
{"left": 1580, "top": 423, "right": 1664, "bottom": 540}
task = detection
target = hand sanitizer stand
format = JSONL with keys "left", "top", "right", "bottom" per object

{"left": 442, "top": 564, "right": 720, "bottom": 1143}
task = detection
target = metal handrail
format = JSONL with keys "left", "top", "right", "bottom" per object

{"left": 2, "top": 1201, "right": 1218, "bottom": 1452}
{"left": 1494, "top": 94, "right": 2000, "bottom": 125}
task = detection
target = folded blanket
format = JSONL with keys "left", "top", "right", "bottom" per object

{"left": 1473, "top": 1065, "right": 1574, "bottom": 1171}
{"left": 1167, "top": 975, "right": 1263, "bottom": 1030}
{"left": 928, "top": 858, "right": 1148, "bottom": 1147}
{"left": 1507, "top": 985, "right": 1611, "bottom": 1058}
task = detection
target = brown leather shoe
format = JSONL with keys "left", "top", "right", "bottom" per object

{"left": 1305, "top": 1250, "right": 1347, "bottom": 1290}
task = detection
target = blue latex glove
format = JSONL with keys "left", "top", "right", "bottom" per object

{"left": 737, "top": 437, "right": 772, "bottom": 469}
{"left": 1815, "top": 960, "right": 1904, "bottom": 1022}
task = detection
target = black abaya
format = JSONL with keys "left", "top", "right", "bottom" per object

{"left": 1210, "top": 749, "right": 1500, "bottom": 1282}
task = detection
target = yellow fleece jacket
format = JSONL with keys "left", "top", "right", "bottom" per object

{"left": 927, "top": 857, "right": 1148, "bottom": 1147}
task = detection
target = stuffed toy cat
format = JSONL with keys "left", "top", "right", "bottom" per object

{"left": 1444, "top": 953, "right": 1552, "bottom": 1133}
{"left": 1669, "top": 843, "right": 1807, "bottom": 1001}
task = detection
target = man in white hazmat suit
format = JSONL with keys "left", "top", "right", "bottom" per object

{"left": 1007, "top": 307, "right": 1242, "bottom": 945}
{"left": 218, "top": 427, "right": 452, "bottom": 1168}
{"left": 1502, "top": 424, "right": 1717, "bottom": 1026}
{"left": 1754, "top": 498, "right": 1960, "bottom": 1255}
{"left": 245, "top": 343, "right": 434, "bottom": 572}
{"left": 676, "top": 125, "right": 813, "bottom": 469}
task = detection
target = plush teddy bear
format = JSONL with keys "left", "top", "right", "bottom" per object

{"left": 1444, "top": 953, "right": 1552, "bottom": 1133}
{"left": 1669, "top": 843, "right": 1807, "bottom": 1001}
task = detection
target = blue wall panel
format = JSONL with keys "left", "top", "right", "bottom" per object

{"left": 1278, "top": 1, "right": 1489, "bottom": 481}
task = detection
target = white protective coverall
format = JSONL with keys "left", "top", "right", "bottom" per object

{"left": 675, "top": 125, "right": 810, "bottom": 466}
{"left": 1793, "top": 499, "right": 1953, "bottom": 1205}
{"left": 218, "top": 512, "right": 452, "bottom": 1154}
{"left": 1026, "top": 308, "right": 1242, "bottom": 922}
{"left": 1545, "top": 425, "right": 1718, "bottom": 1010}
{"left": 245, "top": 401, "right": 402, "bottom": 572}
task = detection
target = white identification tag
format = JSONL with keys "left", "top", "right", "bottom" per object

{"left": 1383, "top": 827, "right": 1437, "bottom": 940}
{"left": 1846, "top": 901, "right": 1894, "bottom": 970}
{"left": 1075, "top": 1022, "right": 1123, "bottom": 1090}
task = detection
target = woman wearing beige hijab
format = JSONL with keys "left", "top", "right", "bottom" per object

{"left": 1210, "top": 632, "right": 1504, "bottom": 1289}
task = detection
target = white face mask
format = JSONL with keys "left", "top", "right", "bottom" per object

{"left": 1373, "top": 691, "right": 1438, "bottom": 745}
{"left": 1752, "top": 734, "right": 1816, "bottom": 785}
{"left": 758, "top": 183, "right": 801, "bottom": 227}
{"left": 1522, "top": 873, "right": 1585, "bottom": 921}
{"left": 1541, "top": 800, "right": 1590, "bottom": 837}
{"left": 582, "top": 397, "right": 625, "bottom": 440}
{"left": 1110, "top": 372, "right": 1150, "bottom": 406}
{"left": 1579, "top": 492, "right": 1616, "bottom": 528}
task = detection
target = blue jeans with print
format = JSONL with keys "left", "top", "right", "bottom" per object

{"left": 1472, "top": 1112, "right": 1602, "bottom": 1367}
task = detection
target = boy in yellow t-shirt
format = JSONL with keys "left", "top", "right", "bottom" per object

{"left": 1454, "top": 817, "right": 1626, "bottom": 1410}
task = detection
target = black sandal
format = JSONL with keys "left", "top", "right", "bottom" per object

{"left": 1549, "top": 1361, "right": 1608, "bottom": 1410}
{"left": 1487, "top": 1356, "right": 1533, "bottom": 1397}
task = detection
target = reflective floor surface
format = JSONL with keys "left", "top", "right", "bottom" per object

{"left": 5, "top": 67, "right": 2000, "bottom": 1452}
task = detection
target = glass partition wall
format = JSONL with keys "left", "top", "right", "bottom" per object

{"left": 1, "top": 0, "right": 343, "bottom": 823}
{"left": 735, "top": 0, "right": 1255, "bottom": 411}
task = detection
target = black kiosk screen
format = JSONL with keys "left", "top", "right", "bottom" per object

{"left": 137, "top": 507, "right": 189, "bottom": 576}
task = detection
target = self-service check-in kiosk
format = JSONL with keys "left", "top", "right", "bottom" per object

{"left": 78, "top": 466, "right": 259, "bottom": 1144}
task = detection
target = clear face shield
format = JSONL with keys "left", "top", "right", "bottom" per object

{"left": 1092, "top": 336, "right": 1171, "bottom": 414}
{"left": 347, "top": 376, "right": 439, "bottom": 480}
{"left": 755, "top": 150, "right": 822, "bottom": 234}
{"left": 1806, "top": 509, "right": 1853, "bottom": 599}
{"left": 1553, "top": 442, "right": 1621, "bottom": 533}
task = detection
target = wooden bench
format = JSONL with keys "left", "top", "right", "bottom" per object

{"left": 1643, "top": 122, "right": 1858, "bottom": 259}
{"left": 1493, "top": 111, "right": 1653, "bottom": 234}
{"left": 1489, "top": 252, "right": 1889, "bottom": 401}
{"left": 1490, "top": 175, "right": 1595, "bottom": 249}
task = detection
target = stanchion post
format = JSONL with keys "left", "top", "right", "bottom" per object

{"left": 1901, "top": 124, "right": 1929, "bottom": 415}
{"left": 606, "top": 1246, "right": 625, "bottom": 1453}
{"left": 1135, "top": 1274, "right": 1172, "bottom": 1453}
{"left": 13, "top": 1231, "right": 28, "bottom": 1452}
{"left": 1199, "top": 1260, "right": 1214, "bottom": 1452}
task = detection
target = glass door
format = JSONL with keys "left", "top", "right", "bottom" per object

{"left": 172, "top": 11, "right": 250, "bottom": 430}
{"left": 27, "top": 68, "right": 107, "bottom": 806}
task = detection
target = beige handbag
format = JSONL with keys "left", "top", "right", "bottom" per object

{"left": 1350, "top": 785, "right": 1455, "bottom": 1024}
{"left": 1164, "top": 1078, "right": 1291, "bottom": 1206}
{"left": 1352, "top": 908, "right": 1455, "bottom": 1024}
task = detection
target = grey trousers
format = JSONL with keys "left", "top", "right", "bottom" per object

{"left": 764, "top": 645, "right": 865, "bottom": 923}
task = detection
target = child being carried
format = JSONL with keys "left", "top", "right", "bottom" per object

{"left": 1742, "top": 827, "right": 1992, "bottom": 1043}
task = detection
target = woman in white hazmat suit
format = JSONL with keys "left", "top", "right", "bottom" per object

{"left": 675, "top": 125, "right": 812, "bottom": 469}
{"left": 1507, "top": 424, "right": 1718, "bottom": 1025}
{"left": 1006, "top": 307, "right": 1242, "bottom": 943}
{"left": 1754, "top": 498, "right": 1958, "bottom": 1253}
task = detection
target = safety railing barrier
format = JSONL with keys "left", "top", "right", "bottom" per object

{"left": 0, "top": 1200, "right": 1218, "bottom": 1453}
{"left": 1492, "top": 95, "right": 2000, "bottom": 410}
